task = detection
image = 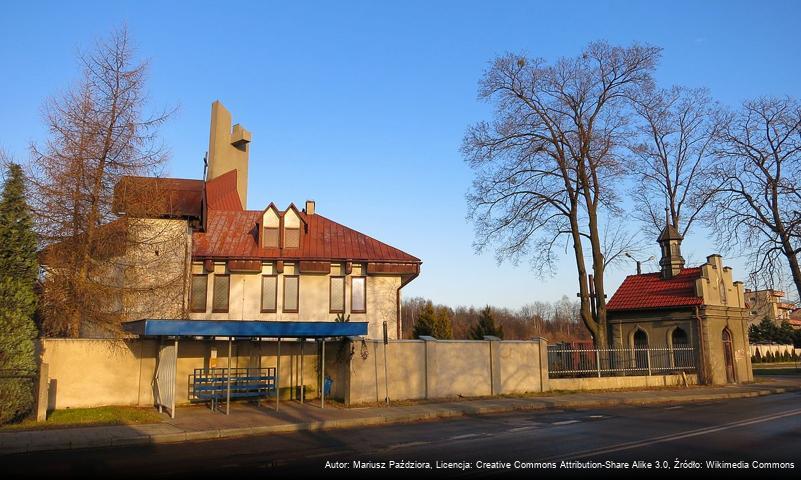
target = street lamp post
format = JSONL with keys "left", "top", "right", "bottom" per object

{"left": 624, "top": 252, "right": 654, "bottom": 275}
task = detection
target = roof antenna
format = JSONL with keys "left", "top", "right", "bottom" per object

{"left": 202, "top": 152, "right": 208, "bottom": 180}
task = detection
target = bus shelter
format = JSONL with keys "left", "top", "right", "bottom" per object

{"left": 122, "top": 319, "right": 368, "bottom": 417}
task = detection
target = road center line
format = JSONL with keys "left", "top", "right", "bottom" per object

{"left": 543, "top": 407, "right": 801, "bottom": 461}
{"left": 552, "top": 420, "right": 580, "bottom": 426}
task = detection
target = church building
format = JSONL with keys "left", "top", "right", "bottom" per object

{"left": 605, "top": 217, "right": 753, "bottom": 385}
{"left": 110, "top": 101, "right": 421, "bottom": 339}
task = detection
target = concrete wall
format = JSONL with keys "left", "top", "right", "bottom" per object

{"left": 751, "top": 344, "right": 801, "bottom": 358}
{"left": 42, "top": 337, "right": 705, "bottom": 411}
{"left": 39, "top": 338, "right": 326, "bottom": 410}
{"left": 40, "top": 339, "right": 158, "bottom": 410}
{"left": 345, "top": 338, "right": 548, "bottom": 405}
{"left": 549, "top": 373, "right": 698, "bottom": 391}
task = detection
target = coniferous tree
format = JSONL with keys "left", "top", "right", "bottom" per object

{"left": 31, "top": 27, "right": 172, "bottom": 337}
{"left": 469, "top": 305, "right": 503, "bottom": 340}
{"left": 433, "top": 306, "right": 453, "bottom": 340}
{"left": 412, "top": 301, "right": 437, "bottom": 339}
{"left": 0, "top": 162, "right": 39, "bottom": 424}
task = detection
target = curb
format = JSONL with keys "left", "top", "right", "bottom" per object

{"left": 3, "top": 385, "right": 799, "bottom": 456}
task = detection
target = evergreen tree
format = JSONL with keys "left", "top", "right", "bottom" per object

{"left": 433, "top": 306, "right": 453, "bottom": 340}
{"left": 0, "top": 163, "right": 39, "bottom": 424}
{"left": 412, "top": 301, "right": 437, "bottom": 338}
{"left": 776, "top": 320, "right": 795, "bottom": 345}
{"left": 469, "top": 305, "right": 504, "bottom": 340}
{"left": 748, "top": 323, "right": 761, "bottom": 343}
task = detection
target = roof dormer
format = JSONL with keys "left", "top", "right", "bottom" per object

{"left": 261, "top": 203, "right": 280, "bottom": 249}
{"left": 283, "top": 204, "right": 303, "bottom": 249}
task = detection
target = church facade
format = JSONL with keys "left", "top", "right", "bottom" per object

{"left": 606, "top": 220, "right": 753, "bottom": 385}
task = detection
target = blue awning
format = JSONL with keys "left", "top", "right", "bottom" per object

{"left": 122, "top": 319, "right": 368, "bottom": 338}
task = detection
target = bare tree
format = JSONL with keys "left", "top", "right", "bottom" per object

{"left": 707, "top": 97, "right": 801, "bottom": 298}
{"left": 630, "top": 86, "right": 722, "bottom": 238}
{"left": 601, "top": 218, "right": 645, "bottom": 273}
{"left": 463, "top": 41, "right": 661, "bottom": 348}
{"left": 30, "top": 27, "right": 175, "bottom": 337}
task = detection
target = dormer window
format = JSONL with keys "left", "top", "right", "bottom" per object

{"left": 285, "top": 228, "right": 300, "bottom": 248}
{"left": 283, "top": 206, "right": 302, "bottom": 249}
{"left": 261, "top": 204, "right": 280, "bottom": 249}
{"left": 263, "top": 227, "right": 279, "bottom": 248}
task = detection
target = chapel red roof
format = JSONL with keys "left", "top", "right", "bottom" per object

{"left": 606, "top": 267, "right": 703, "bottom": 311}
{"left": 192, "top": 208, "right": 420, "bottom": 263}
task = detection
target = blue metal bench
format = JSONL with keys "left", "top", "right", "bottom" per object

{"left": 189, "top": 367, "right": 276, "bottom": 411}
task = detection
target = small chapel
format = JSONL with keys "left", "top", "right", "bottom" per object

{"left": 605, "top": 217, "right": 753, "bottom": 385}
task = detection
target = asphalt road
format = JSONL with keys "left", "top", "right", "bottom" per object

{"left": 5, "top": 392, "right": 801, "bottom": 479}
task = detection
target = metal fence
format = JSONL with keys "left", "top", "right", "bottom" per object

{"left": 547, "top": 345, "right": 696, "bottom": 378}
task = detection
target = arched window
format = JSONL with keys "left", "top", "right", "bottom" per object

{"left": 632, "top": 329, "right": 649, "bottom": 372}
{"left": 671, "top": 327, "right": 688, "bottom": 346}
{"left": 671, "top": 327, "right": 689, "bottom": 368}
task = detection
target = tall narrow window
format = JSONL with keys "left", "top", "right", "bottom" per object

{"left": 330, "top": 276, "right": 345, "bottom": 313}
{"left": 284, "top": 228, "right": 300, "bottom": 248}
{"left": 190, "top": 274, "right": 208, "bottom": 312}
{"left": 283, "top": 275, "right": 299, "bottom": 313}
{"left": 263, "top": 227, "right": 279, "bottom": 248}
{"left": 351, "top": 276, "right": 366, "bottom": 313}
{"left": 261, "top": 275, "right": 277, "bottom": 313}
{"left": 212, "top": 274, "right": 230, "bottom": 313}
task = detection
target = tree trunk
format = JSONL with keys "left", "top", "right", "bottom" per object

{"left": 569, "top": 210, "right": 598, "bottom": 344}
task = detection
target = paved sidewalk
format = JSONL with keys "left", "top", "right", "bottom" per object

{"left": 2, "top": 376, "right": 800, "bottom": 456}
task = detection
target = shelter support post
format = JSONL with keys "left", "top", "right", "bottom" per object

{"left": 172, "top": 339, "right": 178, "bottom": 419}
{"left": 300, "top": 338, "right": 304, "bottom": 404}
{"left": 226, "top": 338, "right": 232, "bottom": 415}
{"left": 321, "top": 339, "right": 326, "bottom": 409}
{"left": 276, "top": 337, "right": 281, "bottom": 412}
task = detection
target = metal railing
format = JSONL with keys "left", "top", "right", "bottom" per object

{"left": 547, "top": 345, "right": 696, "bottom": 378}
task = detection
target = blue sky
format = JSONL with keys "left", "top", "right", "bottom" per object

{"left": 2, "top": 1, "right": 800, "bottom": 308}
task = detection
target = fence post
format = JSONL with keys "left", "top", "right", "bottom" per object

{"left": 36, "top": 363, "right": 49, "bottom": 422}
{"left": 596, "top": 349, "right": 601, "bottom": 378}
{"left": 484, "top": 336, "right": 501, "bottom": 396}
{"left": 420, "top": 336, "right": 437, "bottom": 399}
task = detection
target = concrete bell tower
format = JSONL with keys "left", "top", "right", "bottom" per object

{"left": 206, "top": 100, "right": 251, "bottom": 208}
{"left": 658, "top": 210, "right": 685, "bottom": 279}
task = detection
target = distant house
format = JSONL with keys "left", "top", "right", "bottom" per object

{"left": 790, "top": 308, "right": 801, "bottom": 330}
{"left": 605, "top": 219, "right": 752, "bottom": 385}
{"left": 743, "top": 289, "right": 795, "bottom": 327}
{"left": 109, "top": 101, "right": 421, "bottom": 339}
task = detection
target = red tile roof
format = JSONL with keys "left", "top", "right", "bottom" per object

{"left": 192, "top": 209, "right": 420, "bottom": 263}
{"left": 606, "top": 267, "right": 703, "bottom": 311}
